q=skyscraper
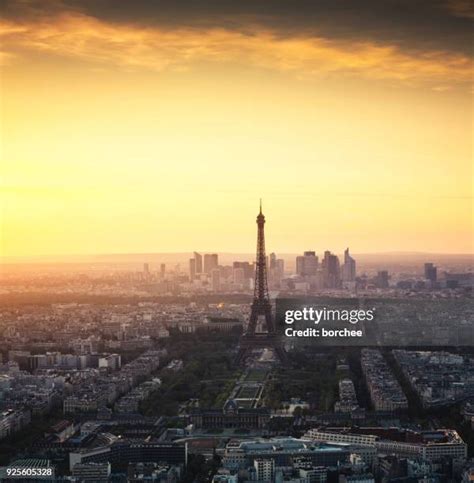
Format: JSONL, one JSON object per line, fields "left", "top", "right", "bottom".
{"left": 322, "top": 250, "right": 341, "bottom": 288}
{"left": 204, "top": 254, "right": 218, "bottom": 274}
{"left": 296, "top": 256, "right": 305, "bottom": 276}
{"left": 194, "top": 252, "right": 203, "bottom": 274}
{"left": 304, "top": 251, "right": 318, "bottom": 276}
{"left": 233, "top": 261, "right": 254, "bottom": 279}
{"left": 424, "top": 263, "right": 437, "bottom": 282}
{"left": 189, "top": 258, "right": 196, "bottom": 280}
{"left": 233, "top": 267, "right": 245, "bottom": 285}
{"left": 211, "top": 269, "right": 220, "bottom": 291}
{"left": 268, "top": 253, "right": 284, "bottom": 288}
{"left": 296, "top": 251, "right": 318, "bottom": 277}
{"left": 375, "top": 270, "right": 389, "bottom": 288}
{"left": 276, "top": 259, "right": 284, "bottom": 276}
{"left": 269, "top": 252, "right": 277, "bottom": 270}
{"left": 342, "top": 248, "right": 356, "bottom": 282}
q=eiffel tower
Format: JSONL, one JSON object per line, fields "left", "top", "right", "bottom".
{"left": 236, "top": 201, "right": 287, "bottom": 365}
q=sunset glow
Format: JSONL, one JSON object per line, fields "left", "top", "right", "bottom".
{"left": 1, "top": 0, "right": 472, "bottom": 257}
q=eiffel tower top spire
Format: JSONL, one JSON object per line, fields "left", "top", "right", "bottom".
{"left": 254, "top": 200, "right": 269, "bottom": 303}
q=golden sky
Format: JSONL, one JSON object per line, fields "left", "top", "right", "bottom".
{"left": 1, "top": 0, "right": 473, "bottom": 257}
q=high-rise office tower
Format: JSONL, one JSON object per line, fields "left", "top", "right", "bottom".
{"left": 189, "top": 258, "right": 196, "bottom": 280}
{"left": 322, "top": 250, "right": 341, "bottom": 288}
{"left": 269, "top": 253, "right": 284, "bottom": 287}
{"left": 276, "top": 259, "right": 284, "bottom": 276}
{"left": 303, "top": 251, "right": 318, "bottom": 276}
{"left": 296, "top": 256, "right": 305, "bottom": 276}
{"left": 233, "top": 267, "right": 245, "bottom": 284}
{"left": 194, "top": 252, "right": 203, "bottom": 274}
{"left": 296, "top": 251, "right": 318, "bottom": 277}
{"left": 269, "top": 252, "right": 277, "bottom": 270}
{"left": 143, "top": 263, "right": 149, "bottom": 275}
{"left": 375, "top": 270, "right": 389, "bottom": 288}
{"left": 211, "top": 269, "right": 220, "bottom": 291}
{"left": 342, "top": 248, "right": 356, "bottom": 282}
{"left": 204, "top": 254, "right": 218, "bottom": 274}
{"left": 212, "top": 253, "right": 218, "bottom": 269}
{"left": 233, "top": 261, "right": 254, "bottom": 280}
{"left": 424, "top": 263, "right": 437, "bottom": 282}
{"left": 160, "top": 264, "right": 166, "bottom": 278}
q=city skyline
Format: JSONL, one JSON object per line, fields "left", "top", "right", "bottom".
{"left": 0, "top": 2, "right": 472, "bottom": 478}
{"left": 1, "top": 0, "right": 473, "bottom": 258}
{"left": 2, "top": 248, "right": 473, "bottom": 265}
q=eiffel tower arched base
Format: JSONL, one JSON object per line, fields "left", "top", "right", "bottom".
{"left": 235, "top": 334, "right": 288, "bottom": 365}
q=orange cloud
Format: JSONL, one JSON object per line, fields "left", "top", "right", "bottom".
{"left": 445, "top": 0, "right": 474, "bottom": 18}
{"left": 0, "top": 12, "right": 472, "bottom": 86}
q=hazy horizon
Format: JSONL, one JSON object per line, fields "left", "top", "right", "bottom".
{"left": 2, "top": 249, "right": 474, "bottom": 261}
{"left": 1, "top": 251, "right": 472, "bottom": 274}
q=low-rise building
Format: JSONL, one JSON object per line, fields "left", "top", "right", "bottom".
{"left": 72, "top": 462, "right": 111, "bottom": 482}
{"left": 0, "top": 408, "right": 31, "bottom": 440}
{"left": 304, "top": 427, "right": 467, "bottom": 462}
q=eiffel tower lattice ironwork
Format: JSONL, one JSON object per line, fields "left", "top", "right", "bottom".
{"left": 236, "top": 201, "right": 287, "bottom": 364}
